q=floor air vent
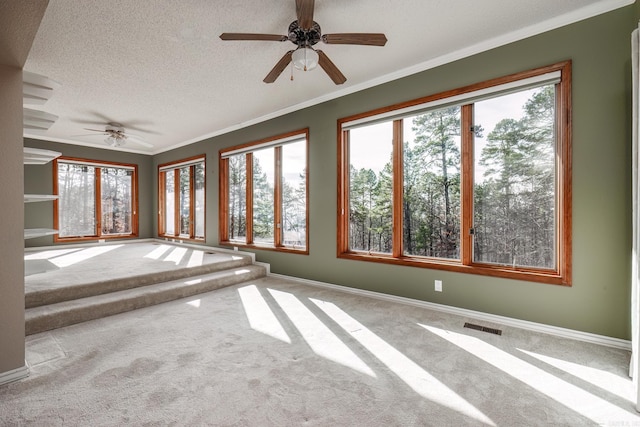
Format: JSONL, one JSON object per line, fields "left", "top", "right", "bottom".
{"left": 464, "top": 322, "right": 502, "bottom": 335}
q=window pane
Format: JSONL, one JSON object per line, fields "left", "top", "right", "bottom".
{"left": 473, "top": 85, "right": 556, "bottom": 269}
{"left": 165, "top": 171, "right": 175, "bottom": 235}
{"left": 101, "top": 167, "right": 133, "bottom": 235}
{"left": 228, "top": 154, "right": 246, "bottom": 242}
{"left": 403, "top": 107, "right": 461, "bottom": 259}
{"left": 195, "top": 162, "right": 205, "bottom": 238}
{"left": 179, "top": 167, "right": 190, "bottom": 235}
{"left": 253, "top": 148, "right": 275, "bottom": 245}
{"left": 281, "top": 140, "right": 306, "bottom": 248}
{"left": 58, "top": 163, "right": 96, "bottom": 237}
{"left": 349, "top": 122, "right": 393, "bottom": 253}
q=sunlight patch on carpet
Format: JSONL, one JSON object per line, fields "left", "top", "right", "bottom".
{"left": 239, "top": 285, "right": 290, "bottom": 343}
{"left": 422, "top": 324, "right": 639, "bottom": 425}
{"left": 187, "top": 250, "right": 204, "bottom": 267}
{"left": 311, "top": 298, "right": 495, "bottom": 425}
{"left": 48, "top": 245, "right": 123, "bottom": 268}
{"left": 517, "top": 348, "right": 633, "bottom": 403}
{"left": 165, "top": 247, "right": 187, "bottom": 265}
{"left": 269, "top": 289, "right": 376, "bottom": 377}
{"left": 143, "top": 244, "right": 172, "bottom": 260}
{"left": 186, "top": 299, "right": 201, "bottom": 308}
{"left": 25, "top": 248, "right": 81, "bottom": 260}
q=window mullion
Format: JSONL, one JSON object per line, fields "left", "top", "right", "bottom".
{"left": 132, "top": 168, "right": 138, "bottom": 236}
{"left": 95, "top": 167, "right": 102, "bottom": 237}
{"left": 173, "top": 169, "right": 180, "bottom": 237}
{"left": 392, "top": 119, "right": 404, "bottom": 258}
{"left": 189, "top": 165, "right": 195, "bottom": 238}
{"left": 274, "top": 147, "right": 283, "bottom": 247}
{"left": 158, "top": 171, "right": 166, "bottom": 236}
{"left": 461, "top": 104, "right": 474, "bottom": 266}
{"left": 246, "top": 153, "right": 254, "bottom": 245}
{"left": 219, "top": 158, "right": 229, "bottom": 242}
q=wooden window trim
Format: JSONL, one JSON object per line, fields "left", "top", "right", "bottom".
{"left": 53, "top": 156, "right": 139, "bottom": 242}
{"left": 158, "top": 170, "right": 166, "bottom": 236}
{"left": 337, "top": 61, "right": 572, "bottom": 286}
{"left": 219, "top": 156, "right": 229, "bottom": 242}
{"left": 173, "top": 169, "right": 180, "bottom": 236}
{"left": 157, "top": 154, "right": 206, "bottom": 242}
{"left": 219, "top": 128, "right": 309, "bottom": 254}
{"left": 246, "top": 152, "right": 254, "bottom": 245}
{"left": 274, "top": 146, "right": 283, "bottom": 248}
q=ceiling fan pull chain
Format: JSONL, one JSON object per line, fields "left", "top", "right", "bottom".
{"left": 290, "top": 60, "right": 294, "bottom": 81}
{"left": 303, "top": 47, "right": 308, "bottom": 71}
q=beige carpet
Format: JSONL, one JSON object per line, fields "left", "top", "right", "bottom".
{"left": 24, "top": 241, "right": 250, "bottom": 293}
{"left": 1, "top": 275, "right": 638, "bottom": 426}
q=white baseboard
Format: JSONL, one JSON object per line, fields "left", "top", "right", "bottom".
{"left": 268, "top": 273, "right": 632, "bottom": 351}
{"left": 0, "top": 364, "right": 29, "bottom": 386}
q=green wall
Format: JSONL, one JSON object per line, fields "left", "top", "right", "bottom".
{"left": 23, "top": 138, "right": 154, "bottom": 246}
{"left": 155, "top": 6, "right": 636, "bottom": 339}
{"left": 28, "top": 6, "right": 637, "bottom": 339}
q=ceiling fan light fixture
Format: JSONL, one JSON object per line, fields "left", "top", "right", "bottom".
{"left": 105, "top": 135, "right": 124, "bottom": 147}
{"left": 292, "top": 47, "right": 318, "bottom": 71}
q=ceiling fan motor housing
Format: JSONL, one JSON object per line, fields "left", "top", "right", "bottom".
{"left": 288, "top": 20, "right": 321, "bottom": 47}
{"left": 105, "top": 122, "right": 125, "bottom": 133}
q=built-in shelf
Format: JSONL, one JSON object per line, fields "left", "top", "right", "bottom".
{"left": 24, "top": 147, "right": 61, "bottom": 165}
{"left": 24, "top": 228, "right": 59, "bottom": 240}
{"left": 24, "top": 147, "right": 61, "bottom": 246}
{"left": 24, "top": 194, "right": 58, "bottom": 203}
{"left": 24, "top": 108, "right": 58, "bottom": 131}
{"left": 23, "top": 71, "right": 61, "bottom": 105}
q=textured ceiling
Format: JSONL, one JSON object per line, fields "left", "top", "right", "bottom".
{"left": 0, "top": 0, "right": 48, "bottom": 67}
{"left": 22, "top": 0, "right": 632, "bottom": 154}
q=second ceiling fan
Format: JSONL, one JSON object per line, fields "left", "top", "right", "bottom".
{"left": 220, "top": 0, "right": 387, "bottom": 84}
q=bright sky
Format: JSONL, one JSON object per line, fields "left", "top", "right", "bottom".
{"left": 348, "top": 88, "right": 538, "bottom": 183}
{"left": 252, "top": 138, "right": 306, "bottom": 185}
{"left": 251, "top": 87, "right": 541, "bottom": 188}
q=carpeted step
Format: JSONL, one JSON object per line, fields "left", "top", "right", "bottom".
{"left": 25, "top": 257, "right": 254, "bottom": 309}
{"left": 25, "top": 264, "right": 266, "bottom": 335}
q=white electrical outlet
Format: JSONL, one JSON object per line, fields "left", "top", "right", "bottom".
{"left": 435, "top": 280, "right": 443, "bottom": 292}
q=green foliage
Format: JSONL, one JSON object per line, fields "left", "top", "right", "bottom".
{"left": 474, "top": 85, "right": 556, "bottom": 268}
{"left": 227, "top": 148, "right": 307, "bottom": 246}
{"left": 347, "top": 85, "right": 556, "bottom": 269}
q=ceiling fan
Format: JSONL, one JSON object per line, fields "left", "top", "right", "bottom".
{"left": 78, "top": 122, "right": 153, "bottom": 148}
{"left": 220, "top": 0, "right": 387, "bottom": 85}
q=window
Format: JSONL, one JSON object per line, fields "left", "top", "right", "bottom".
{"left": 338, "top": 61, "right": 571, "bottom": 285}
{"left": 158, "top": 155, "right": 206, "bottom": 240}
{"left": 54, "top": 157, "right": 138, "bottom": 241}
{"left": 219, "top": 129, "right": 309, "bottom": 253}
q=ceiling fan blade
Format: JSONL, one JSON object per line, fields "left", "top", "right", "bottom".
{"left": 83, "top": 128, "right": 108, "bottom": 133}
{"left": 296, "top": 0, "right": 315, "bottom": 30}
{"left": 264, "top": 51, "right": 293, "bottom": 83}
{"left": 317, "top": 50, "right": 346, "bottom": 85}
{"left": 322, "top": 33, "right": 388, "bottom": 46}
{"left": 72, "top": 133, "right": 106, "bottom": 138}
{"left": 220, "top": 33, "right": 288, "bottom": 42}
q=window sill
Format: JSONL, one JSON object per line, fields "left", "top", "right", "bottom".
{"left": 158, "top": 235, "right": 205, "bottom": 244}
{"left": 54, "top": 234, "right": 138, "bottom": 243}
{"left": 220, "top": 241, "right": 308, "bottom": 255}
{"left": 338, "top": 251, "right": 568, "bottom": 286}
